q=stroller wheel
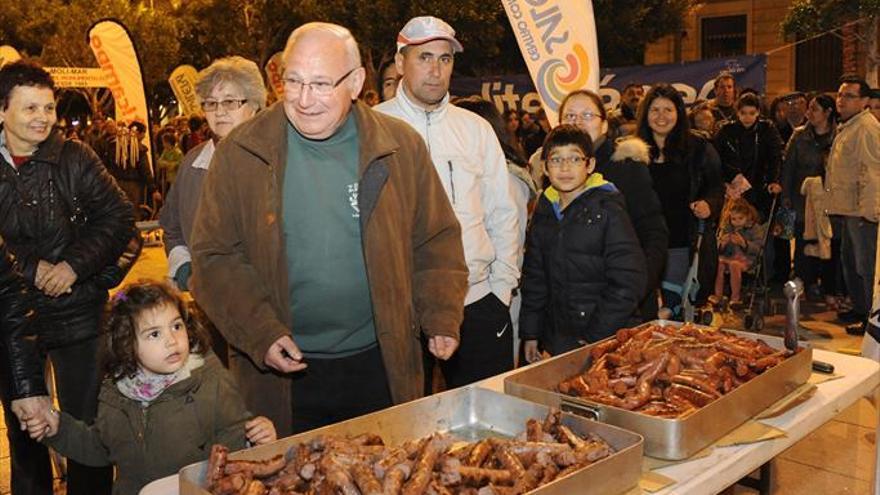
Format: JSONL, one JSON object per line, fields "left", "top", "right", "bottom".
{"left": 753, "top": 316, "right": 764, "bottom": 332}
{"left": 743, "top": 314, "right": 754, "bottom": 330}
{"left": 701, "top": 310, "right": 714, "bottom": 325}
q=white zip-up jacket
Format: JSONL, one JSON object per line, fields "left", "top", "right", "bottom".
{"left": 376, "top": 88, "right": 521, "bottom": 306}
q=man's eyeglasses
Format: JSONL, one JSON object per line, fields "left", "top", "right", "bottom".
{"left": 283, "top": 67, "right": 359, "bottom": 96}
{"left": 562, "top": 111, "right": 602, "bottom": 123}
{"left": 837, "top": 92, "right": 862, "bottom": 100}
{"left": 201, "top": 99, "right": 248, "bottom": 112}
{"left": 547, "top": 156, "right": 588, "bottom": 168}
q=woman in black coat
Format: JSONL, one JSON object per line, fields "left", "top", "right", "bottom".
{"left": 636, "top": 84, "right": 725, "bottom": 313}
{"left": 520, "top": 126, "right": 646, "bottom": 360}
{"left": 780, "top": 94, "right": 838, "bottom": 300}
{"left": 0, "top": 60, "right": 136, "bottom": 495}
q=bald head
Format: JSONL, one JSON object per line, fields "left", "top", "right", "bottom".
{"left": 280, "top": 22, "right": 365, "bottom": 140}
{"left": 282, "top": 22, "right": 361, "bottom": 71}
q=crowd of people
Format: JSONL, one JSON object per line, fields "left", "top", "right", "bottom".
{"left": 0, "top": 14, "right": 879, "bottom": 495}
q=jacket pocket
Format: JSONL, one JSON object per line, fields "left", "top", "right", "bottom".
{"left": 437, "top": 155, "right": 481, "bottom": 211}
{"left": 567, "top": 301, "right": 597, "bottom": 346}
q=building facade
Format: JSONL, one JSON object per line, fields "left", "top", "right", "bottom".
{"left": 642, "top": 0, "right": 868, "bottom": 101}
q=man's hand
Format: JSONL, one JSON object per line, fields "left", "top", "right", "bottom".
{"left": 263, "top": 336, "right": 307, "bottom": 373}
{"left": 428, "top": 335, "right": 458, "bottom": 360}
{"left": 767, "top": 182, "right": 782, "bottom": 195}
{"left": 523, "top": 340, "right": 542, "bottom": 364}
{"left": 245, "top": 416, "right": 276, "bottom": 445}
{"left": 40, "top": 261, "right": 77, "bottom": 297}
{"left": 690, "top": 200, "right": 711, "bottom": 220}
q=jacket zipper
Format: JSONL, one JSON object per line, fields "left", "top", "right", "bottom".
{"left": 138, "top": 407, "right": 148, "bottom": 457}
{"left": 448, "top": 161, "right": 456, "bottom": 204}
{"left": 48, "top": 178, "right": 55, "bottom": 222}
{"left": 424, "top": 110, "right": 432, "bottom": 154}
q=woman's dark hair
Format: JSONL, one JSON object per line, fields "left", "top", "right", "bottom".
{"left": 558, "top": 89, "right": 608, "bottom": 121}
{"left": 810, "top": 93, "right": 838, "bottom": 127}
{"left": 501, "top": 108, "right": 519, "bottom": 125}
{"left": 0, "top": 60, "right": 55, "bottom": 110}
{"left": 735, "top": 93, "right": 762, "bottom": 111}
{"left": 769, "top": 96, "right": 786, "bottom": 123}
{"left": 540, "top": 124, "right": 594, "bottom": 161}
{"left": 101, "top": 282, "right": 211, "bottom": 381}
{"left": 636, "top": 83, "right": 690, "bottom": 162}
{"left": 454, "top": 96, "right": 526, "bottom": 166}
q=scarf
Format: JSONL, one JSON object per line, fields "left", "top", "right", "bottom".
{"left": 116, "top": 353, "right": 205, "bottom": 406}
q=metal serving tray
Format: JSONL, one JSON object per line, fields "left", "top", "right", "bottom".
{"left": 504, "top": 321, "right": 812, "bottom": 460}
{"left": 179, "top": 387, "right": 643, "bottom": 495}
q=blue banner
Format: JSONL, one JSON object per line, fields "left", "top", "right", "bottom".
{"left": 450, "top": 54, "right": 766, "bottom": 115}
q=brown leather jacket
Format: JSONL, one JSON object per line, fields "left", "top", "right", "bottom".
{"left": 191, "top": 102, "right": 467, "bottom": 435}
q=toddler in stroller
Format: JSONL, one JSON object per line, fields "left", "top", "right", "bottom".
{"left": 712, "top": 197, "right": 764, "bottom": 307}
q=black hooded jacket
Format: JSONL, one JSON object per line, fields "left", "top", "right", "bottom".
{"left": 714, "top": 119, "right": 784, "bottom": 219}
{"left": 520, "top": 182, "right": 646, "bottom": 355}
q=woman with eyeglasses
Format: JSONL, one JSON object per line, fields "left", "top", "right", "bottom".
{"left": 160, "top": 56, "right": 267, "bottom": 293}
{"left": 519, "top": 125, "right": 646, "bottom": 361}
{"left": 555, "top": 90, "right": 668, "bottom": 321}
{"left": 636, "top": 83, "right": 724, "bottom": 316}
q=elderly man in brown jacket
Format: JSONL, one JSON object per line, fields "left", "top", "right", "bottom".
{"left": 190, "top": 22, "right": 467, "bottom": 436}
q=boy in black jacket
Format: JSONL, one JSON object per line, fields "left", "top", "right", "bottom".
{"left": 520, "top": 126, "right": 646, "bottom": 362}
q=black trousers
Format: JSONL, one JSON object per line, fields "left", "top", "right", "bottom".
{"left": 437, "top": 293, "right": 514, "bottom": 389}
{"left": 0, "top": 335, "right": 112, "bottom": 495}
{"left": 290, "top": 345, "right": 393, "bottom": 434}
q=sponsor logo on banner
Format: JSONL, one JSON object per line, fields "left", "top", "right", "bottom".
{"left": 502, "top": 0, "right": 601, "bottom": 124}
{"left": 169, "top": 65, "right": 202, "bottom": 116}
{"left": 450, "top": 55, "right": 767, "bottom": 117}
{"left": 46, "top": 67, "right": 107, "bottom": 88}
{"left": 265, "top": 52, "right": 285, "bottom": 100}
{"left": 88, "top": 19, "right": 153, "bottom": 174}
{"left": 0, "top": 45, "right": 21, "bottom": 69}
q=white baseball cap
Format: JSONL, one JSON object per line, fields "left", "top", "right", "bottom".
{"left": 396, "top": 16, "right": 463, "bottom": 53}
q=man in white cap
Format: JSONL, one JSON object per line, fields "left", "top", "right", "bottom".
{"left": 376, "top": 16, "right": 521, "bottom": 390}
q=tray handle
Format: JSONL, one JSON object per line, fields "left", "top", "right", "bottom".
{"left": 561, "top": 398, "right": 604, "bottom": 421}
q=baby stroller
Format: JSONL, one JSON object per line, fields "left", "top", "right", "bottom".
{"left": 711, "top": 194, "right": 779, "bottom": 331}
{"left": 660, "top": 220, "right": 708, "bottom": 323}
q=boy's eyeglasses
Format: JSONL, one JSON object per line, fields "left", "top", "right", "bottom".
{"left": 547, "top": 156, "right": 587, "bottom": 168}
{"left": 201, "top": 99, "right": 248, "bottom": 112}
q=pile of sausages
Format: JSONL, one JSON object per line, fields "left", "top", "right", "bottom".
{"left": 558, "top": 323, "right": 794, "bottom": 418}
{"left": 205, "top": 410, "right": 615, "bottom": 495}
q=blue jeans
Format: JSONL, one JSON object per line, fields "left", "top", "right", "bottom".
{"left": 840, "top": 216, "right": 878, "bottom": 318}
